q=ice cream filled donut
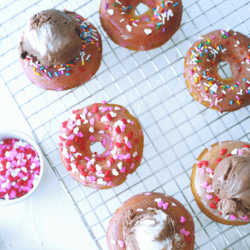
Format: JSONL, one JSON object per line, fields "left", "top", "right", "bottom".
{"left": 106, "top": 192, "right": 195, "bottom": 250}
{"left": 184, "top": 29, "right": 250, "bottom": 112}
{"left": 100, "top": 0, "right": 183, "bottom": 51}
{"left": 19, "top": 9, "right": 102, "bottom": 91}
{"left": 191, "top": 140, "right": 250, "bottom": 225}
{"left": 58, "top": 102, "right": 144, "bottom": 190}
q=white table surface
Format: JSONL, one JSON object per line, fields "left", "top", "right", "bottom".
{"left": 0, "top": 83, "right": 98, "bottom": 250}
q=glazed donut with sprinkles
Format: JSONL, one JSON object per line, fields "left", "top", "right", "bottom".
{"left": 58, "top": 101, "right": 144, "bottom": 190}
{"left": 19, "top": 9, "right": 102, "bottom": 91}
{"left": 184, "top": 29, "right": 250, "bottom": 112}
{"left": 100, "top": 0, "right": 183, "bottom": 51}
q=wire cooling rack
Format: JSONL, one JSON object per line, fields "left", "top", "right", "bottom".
{"left": 1, "top": 0, "right": 250, "bottom": 249}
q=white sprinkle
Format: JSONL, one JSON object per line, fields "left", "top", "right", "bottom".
{"left": 101, "top": 116, "right": 109, "bottom": 122}
{"left": 75, "top": 119, "right": 81, "bottom": 126}
{"left": 111, "top": 239, "right": 116, "bottom": 245}
{"left": 133, "top": 152, "right": 138, "bottom": 157}
{"left": 154, "top": 198, "right": 162, "bottom": 203}
{"left": 96, "top": 164, "right": 102, "bottom": 171}
{"left": 126, "top": 25, "right": 132, "bottom": 32}
{"left": 108, "top": 9, "right": 114, "bottom": 15}
{"left": 110, "top": 111, "right": 117, "bottom": 117}
{"left": 89, "top": 127, "right": 94, "bottom": 133}
{"left": 114, "top": 106, "right": 121, "bottom": 110}
{"left": 117, "top": 162, "right": 123, "bottom": 170}
{"left": 98, "top": 130, "right": 104, "bottom": 134}
{"left": 112, "top": 169, "right": 119, "bottom": 176}
{"left": 137, "top": 208, "right": 143, "bottom": 212}
{"left": 231, "top": 148, "right": 238, "bottom": 155}
{"left": 116, "top": 0, "right": 121, "bottom": 4}
{"left": 74, "top": 127, "right": 79, "bottom": 134}
{"left": 144, "top": 28, "right": 152, "bottom": 35}
{"left": 120, "top": 19, "right": 124, "bottom": 22}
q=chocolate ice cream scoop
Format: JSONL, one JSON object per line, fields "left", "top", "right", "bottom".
{"left": 19, "top": 9, "right": 82, "bottom": 66}
{"left": 213, "top": 148, "right": 250, "bottom": 216}
{"left": 123, "top": 208, "right": 186, "bottom": 250}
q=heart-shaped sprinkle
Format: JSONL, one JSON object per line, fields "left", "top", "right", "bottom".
{"left": 118, "top": 240, "right": 124, "bottom": 248}
{"left": 180, "top": 216, "right": 186, "bottom": 223}
{"left": 158, "top": 200, "right": 164, "bottom": 207}
{"left": 206, "top": 194, "right": 213, "bottom": 200}
{"left": 230, "top": 214, "right": 236, "bottom": 221}
{"left": 144, "top": 28, "right": 152, "bottom": 35}
{"left": 231, "top": 148, "right": 238, "bottom": 155}
{"left": 201, "top": 182, "right": 208, "bottom": 188}
{"left": 216, "top": 158, "right": 221, "bottom": 164}
{"left": 163, "top": 202, "right": 168, "bottom": 210}
{"left": 112, "top": 169, "right": 119, "bottom": 176}
{"left": 108, "top": 9, "right": 114, "bottom": 15}
{"left": 210, "top": 202, "right": 217, "bottom": 209}
{"left": 120, "top": 167, "right": 126, "bottom": 173}
{"left": 221, "top": 148, "right": 227, "bottom": 155}
{"left": 155, "top": 198, "right": 162, "bottom": 203}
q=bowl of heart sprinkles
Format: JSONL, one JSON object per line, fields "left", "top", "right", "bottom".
{"left": 0, "top": 130, "right": 44, "bottom": 206}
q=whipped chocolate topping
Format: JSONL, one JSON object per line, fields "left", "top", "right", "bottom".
{"left": 19, "top": 9, "right": 82, "bottom": 66}
{"left": 213, "top": 148, "right": 250, "bottom": 216}
{"left": 123, "top": 208, "right": 186, "bottom": 250}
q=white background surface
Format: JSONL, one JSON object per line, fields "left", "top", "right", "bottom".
{"left": 0, "top": 83, "right": 97, "bottom": 250}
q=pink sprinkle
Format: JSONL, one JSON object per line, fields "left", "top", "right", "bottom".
{"left": 131, "top": 163, "right": 135, "bottom": 169}
{"left": 118, "top": 240, "right": 124, "bottom": 248}
{"left": 180, "top": 228, "right": 190, "bottom": 236}
{"left": 86, "top": 176, "right": 96, "bottom": 183}
{"left": 83, "top": 108, "right": 88, "bottom": 115}
{"left": 180, "top": 216, "right": 186, "bottom": 223}
{"left": 90, "top": 118, "right": 95, "bottom": 125}
{"left": 121, "top": 124, "right": 126, "bottom": 132}
{"left": 70, "top": 146, "right": 76, "bottom": 152}
{"left": 163, "top": 202, "right": 168, "bottom": 210}
{"left": 198, "top": 168, "right": 205, "bottom": 174}
{"left": 101, "top": 100, "right": 107, "bottom": 104}
{"left": 201, "top": 182, "right": 208, "bottom": 188}
{"left": 211, "top": 36, "right": 216, "bottom": 38}
{"left": 45, "top": 75, "right": 51, "bottom": 80}
{"left": 102, "top": 107, "right": 109, "bottom": 113}
{"left": 120, "top": 167, "right": 126, "bottom": 173}
{"left": 107, "top": 181, "right": 112, "bottom": 186}
{"left": 90, "top": 135, "right": 96, "bottom": 141}
{"left": 105, "top": 151, "right": 111, "bottom": 157}
{"left": 240, "top": 215, "right": 249, "bottom": 221}
{"left": 67, "top": 135, "right": 74, "bottom": 140}
{"left": 127, "top": 141, "right": 132, "bottom": 148}
{"left": 145, "top": 193, "right": 152, "bottom": 195}
{"left": 207, "top": 185, "right": 212, "bottom": 192}
{"left": 238, "top": 149, "right": 242, "bottom": 155}
{"left": 88, "top": 112, "right": 93, "bottom": 117}
{"left": 102, "top": 138, "right": 107, "bottom": 147}
{"left": 158, "top": 201, "right": 164, "bottom": 207}
{"left": 125, "top": 153, "right": 131, "bottom": 159}
{"left": 77, "top": 132, "right": 83, "bottom": 137}
{"left": 205, "top": 194, "right": 213, "bottom": 200}
{"left": 206, "top": 167, "right": 213, "bottom": 174}
{"left": 96, "top": 170, "right": 102, "bottom": 176}
{"left": 131, "top": 121, "right": 134, "bottom": 125}
{"left": 107, "top": 160, "right": 111, "bottom": 167}
{"left": 230, "top": 215, "right": 237, "bottom": 221}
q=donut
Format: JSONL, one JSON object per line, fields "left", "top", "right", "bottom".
{"left": 99, "top": 0, "right": 183, "bottom": 51}
{"left": 184, "top": 29, "right": 250, "bottom": 112}
{"left": 107, "top": 192, "right": 195, "bottom": 250}
{"left": 191, "top": 140, "right": 250, "bottom": 225}
{"left": 19, "top": 9, "right": 102, "bottom": 91}
{"left": 58, "top": 102, "right": 144, "bottom": 190}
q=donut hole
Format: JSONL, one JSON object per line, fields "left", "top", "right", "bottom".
{"left": 218, "top": 61, "right": 232, "bottom": 79}
{"left": 90, "top": 141, "right": 106, "bottom": 155}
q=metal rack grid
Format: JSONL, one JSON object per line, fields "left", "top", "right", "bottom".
{"left": 1, "top": 0, "right": 250, "bottom": 249}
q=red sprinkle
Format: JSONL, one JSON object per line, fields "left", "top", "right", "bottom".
{"left": 106, "top": 113, "right": 112, "bottom": 121}
{"left": 135, "top": 155, "right": 141, "bottom": 161}
{"left": 105, "top": 170, "right": 111, "bottom": 177}
{"left": 216, "top": 158, "right": 221, "bottom": 164}
{"left": 198, "top": 161, "right": 208, "bottom": 168}
{"left": 124, "top": 145, "right": 130, "bottom": 152}
{"left": 62, "top": 121, "right": 68, "bottom": 128}
{"left": 221, "top": 148, "right": 227, "bottom": 155}
{"left": 128, "top": 131, "right": 133, "bottom": 139}
{"left": 210, "top": 202, "right": 217, "bottom": 209}
{"left": 214, "top": 196, "right": 220, "bottom": 204}
{"left": 66, "top": 141, "right": 72, "bottom": 146}
{"left": 227, "top": 153, "right": 231, "bottom": 157}
{"left": 91, "top": 103, "right": 98, "bottom": 113}
{"left": 115, "top": 126, "right": 121, "bottom": 134}
{"left": 109, "top": 157, "right": 115, "bottom": 164}
{"left": 116, "top": 142, "right": 123, "bottom": 148}
{"left": 184, "top": 235, "right": 191, "bottom": 242}
{"left": 96, "top": 114, "right": 101, "bottom": 121}
{"left": 135, "top": 138, "right": 139, "bottom": 144}
{"left": 67, "top": 165, "right": 72, "bottom": 171}
{"left": 243, "top": 145, "right": 250, "bottom": 148}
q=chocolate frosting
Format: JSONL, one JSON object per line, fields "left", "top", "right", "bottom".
{"left": 123, "top": 208, "right": 186, "bottom": 250}
{"left": 213, "top": 148, "right": 250, "bottom": 216}
{"left": 19, "top": 9, "right": 82, "bottom": 66}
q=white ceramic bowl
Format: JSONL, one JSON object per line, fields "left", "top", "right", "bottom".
{"left": 0, "top": 129, "right": 45, "bottom": 207}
